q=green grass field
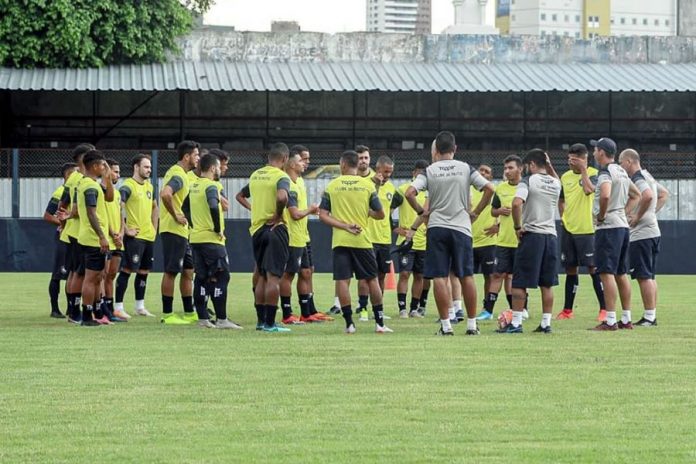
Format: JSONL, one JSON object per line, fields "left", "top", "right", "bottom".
{"left": 2, "top": 273, "right": 696, "bottom": 463}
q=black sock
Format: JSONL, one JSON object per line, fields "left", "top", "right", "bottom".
{"left": 134, "top": 273, "right": 148, "bottom": 301}
{"left": 308, "top": 293, "right": 318, "bottom": 315}
{"left": 373, "top": 304, "right": 384, "bottom": 327}
{"left": 484, "top": 292, "right": 498, "bottom": 313}
{"left": 82, "top": 304, "right": 93, "bottom": 321}
{"left": 264, "top": 305, "right": 278, "bottom": 327}
{"left": 255, "top": 304, "right": 265, "bottom": 325}
{"left": 591, "top": 273, "right": 606, "bottom": 310}
{"left": 115, "top": 271, "right": 131, "bottom": 304}
{"left": 563, "top": 274, "right": 579, "bottom": 310}
{"left": 162, "top": 295, "right": 174, "bottom": 314}
{"left": 93, "top": 299, "right": 104, "bottom": 319}
{"left": 281, "top": 296, "right": 292, "bottom": 319}
{"left": 397, "top": 293, "right": 407, "bottom": 312}
{"left": 182, "top": 295, "right": 194, "bottom": 314}
{"left": 342, "top": 305, "right": 353, "bottom": 328}
{"left": 194, "top": 278, "right": 208, "bottom": 320}
{"left": 409, "top": 297, "right": 420, "bottom": 312}
{"left": 358, "top": 294, "right": 369, "bottom": 310}
{"left": 299, "top": 294, "right": 311, "bottom": 318}
{"left": 104, "top": 297, "right": 114, "bottom": 314}
{"left": 419, "top": 288, "right": 429, "bottom": 308}
{"left": 209, "top": 278, "right": 228, "bottom": 320}
{"left": 71, "top": 294, "right": 82, "bottom": 319}
{"left": 506, "top": 293, "right": 513, "bottom": 308}
{"left": 49, "top": 279, "right": 60, "bottom": 313}
{"left": 102, "top": 298, "right": 113, "bottom": 319}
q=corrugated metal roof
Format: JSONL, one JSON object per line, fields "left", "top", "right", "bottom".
{"left": 1, "top": 62, "right": 695, "bottom": 92}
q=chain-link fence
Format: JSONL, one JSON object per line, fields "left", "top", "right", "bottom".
{"left": 3, "top": 147, "right": 696, "bottom": 219}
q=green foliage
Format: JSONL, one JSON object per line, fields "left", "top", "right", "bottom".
{"left": 0, "top": 0, "right": 214, "bottom": 68}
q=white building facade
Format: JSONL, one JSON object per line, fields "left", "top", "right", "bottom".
{"left": 366, "top": 0, "right": 432, "bottom": 34}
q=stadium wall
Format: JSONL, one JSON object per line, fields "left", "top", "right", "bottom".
{"left": 2, "top": 219, "right": 695, "bottom": 275}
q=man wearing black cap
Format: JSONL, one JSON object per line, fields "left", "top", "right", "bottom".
{"left": 589, "top": 137, "right": 638, "bottom": 331}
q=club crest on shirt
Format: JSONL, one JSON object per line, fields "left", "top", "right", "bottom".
{"left": 147, "top": 191, "right": 152, "bottom": 199}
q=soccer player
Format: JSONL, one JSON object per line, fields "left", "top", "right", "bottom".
{"left": 102, "top": 158, "right": 125, "bottom": 322}
{"left": 405, "top": 131, "right": 495, "bottom": 336}
{"left": 43, "top": 162, "right": 77, "bottom": 318}
{"left": 76, "top": 150, "right": 114, "bottom": 326}
{"left": 619, "top": 149, "right": 669, "bottom": 326}
{"left": 556, "top": 143, "right": 606, "bottom": 321}
{"left": 497, "top": 149, "right": 561, "bottom": 334}
{"left": 183, "top": 153, "right": 241, "bottom": 329}
{"left": 319, "top": 150, "right": 391, "bottom": 334}
{"left": 209, "top": 149, "right": 230, "bottom": 212}
{"left": 470, "top": 164, "right": 498, "bottom": 321}
{"left": 59, "top": 143, "right": 96, "bottom": 324}
{"left": 393, "top": 160, "right": 430, "bottom": 319}
{"left": 477, "top": 155, "right": 522, "bottom": 320}
{"left": 159, "top": 141, "right": 200, "bottom": 324}
{"left": 114, "top": 154, "right": 158, "bottom": 320}
{"left": 279, "top": 150, "right": 320, "bottom": 324}
{"left": 248, "top": 143, "right": 292, "bottom": 332}
{"left": 589, "top": 137, "right": 638, "bottom": 331}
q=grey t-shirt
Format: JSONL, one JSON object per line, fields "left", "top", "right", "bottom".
{"left": 411, "top": 159, "right": 488, "bottom": 237}
{"left": 594, "top": 163, "right": 631, "bottom": 229}
{"left": 515, "top": 173, "right": 561, "bottom": 236}
{"left": 629, "top": 169, "right": 661, "bottom": 242}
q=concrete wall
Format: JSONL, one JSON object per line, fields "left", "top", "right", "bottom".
{"left": 679, "top": 0, "right": 696, "bottom": 36}
{"left": 178, "top": 29, "right": 696, "bottom": 64}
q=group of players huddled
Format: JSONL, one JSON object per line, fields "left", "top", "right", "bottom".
{"left": 43, "top": 131, "right": 667, "bottom": 334}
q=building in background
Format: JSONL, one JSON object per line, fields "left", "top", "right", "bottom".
{"left": 495, "top": 0, "right": 678, "bottom": 39}
{"left": 366, "top": 0, "right": 432, "bottom": 34}
{"left": 443, "top": 0, "right": 499, "bottom": 34}
{"left": 271, "top": 21, "right": 301, "bottom": 32}
{"left": 678, "top": 0, "right": 696, "bottom": 36}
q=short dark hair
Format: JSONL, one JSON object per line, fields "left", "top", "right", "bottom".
{"left": 199, "top": 153, "right": 219, "bottom": 173}
{"left": 105, "top": 158, "right": 119, "bottom": 168}
{"left": 73, "top": 143, "right": 95, "bottom": 163}
{"left": 568, "top": 143, "right": 588, "bottom": 156}
{"left": 268, "top": 142, "right": 289, "bottom": 162}
{"left": 503, "top": 155, "right": 523, "bottom": 167}
{"left": 209, "top": 148, "right": 229, "bottom": 162}
{"left": 82, "top": 150, "right": 105, "bottom": 169}
{"left": 376, "top": 155, "right": 393, "bottom": 167}
{"left": 355, "top": 145, "right": 370, "bottom": 154}
{"left": 177, "top": 140, "right": 200, "bottom": 160}
{"left": 414, "top": 159, "right": 429, "bottom": 170}
{"left": 61, "top": 162, "right": 77, "bottom": 177}
{"left": 132, "top": 154, "right": 151, "bottom": 168}
{"left": 524, "top": 148, "right": 547, "bottom": 167}
{"left": 290, "top": 145, "right": 309, "bottom": 156}
{"left": 341, "top": 150, "right": 359, "bottom": 168}
{"left": 435, "top": 131, "right": 456, "bottom": 154}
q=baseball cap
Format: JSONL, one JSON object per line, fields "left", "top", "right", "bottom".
{"left": 590, "top": 137, "right": 617, "bottom": 155}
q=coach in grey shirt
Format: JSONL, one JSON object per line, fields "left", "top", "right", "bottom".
{"left": 405, "top": 131, "right": 494, "bottom": 336}
{"left": 499, "top": 149, "right": 561, "bottom": 334}
{"left": 619, "top": 149, "right": 669, "bottom": 327}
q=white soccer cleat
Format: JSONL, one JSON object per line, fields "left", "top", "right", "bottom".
{"left": 399, "top": 310, "right": 409, "bottom": 319}
{"left": 375, "top": 324, "right": 394, "bottom": 334}
{"left": 215, "top": 319, "right": 243, "bottom": 330}
{"left": 113, "top": 309, "right": 132, "bottom": 320}
{"left": 345, "top": 324, "right": 356, "bottom": 334}
{"left": 136, "top": 308, "right": 155, "bottom": 317}
{"left": 197, "top": 319, "right": 215, "bottom": 328}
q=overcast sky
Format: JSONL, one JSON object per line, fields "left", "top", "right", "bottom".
{"left": 204, "top": 0, "right": 495, "bottom": 34}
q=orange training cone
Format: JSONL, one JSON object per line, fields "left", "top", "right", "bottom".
{"left": 385, "top": 262, "right": 397, "bottom": 291}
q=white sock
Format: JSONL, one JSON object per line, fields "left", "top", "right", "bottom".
{"left": 334, "top": 296, "right": 340, "bottom": 307}
{"left": 114, "top": 302, "right": 124, "bottom": 311}
{"left": 135, "top": 299, "right": 145, "bottom": 310}
{"left": 512, "top": 310, "right": 523, "bottom": 327}
{"left": 453, "top": 299, "right": 462, "bottom": 311}
{"left": 467, "top": 318, "right": 477, "bottom": 331}
{"left": 541, "top": 313, "right": 552, "bottom": 328}
{"left": 606, "top": 311, "right": 617, "bottom": 325}
{"left": 643, "top": 309, "right": 656, "bottom": 322}
{"left": 448, "top": 307, "right": 455, "bottom": 320}
{"left": 441, "top": 318, "right": 452, "bottom": 332}
{"left": 621, "top": 310, "right": 632, "bottom": 324}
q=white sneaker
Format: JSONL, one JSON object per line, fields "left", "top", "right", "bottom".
{"left": 197, "top": 319, "right": 215, "bottom": 328}
{"left": 136, "top": 308, "right": 155, "bottom": 317}
{"left": 522, "top": 309, "right": 529, "bottom": 320}
{"left": 113, "top": 309, "right": 131, "bottom": 320}
{"left": 215, "top": 319, "right": 243, "bottom": 330}
{"left": 345, "top": 324, "right": 356, "bottom": 334}
{"left": 409, "top": 310, "right": 423, "bottom": 318}
{"left": 375, "top": 324, "right": 394, "bottom": 334}
{"left": 399, "top": 310, "right": 409, "bottom": 319}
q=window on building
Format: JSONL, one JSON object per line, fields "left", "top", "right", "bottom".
{"left": 632, "top": 18, "right": 637, "bottom": 25}
{"left": 621, "top": 17, "right": 626, "bottom": 25}
{"left": 511, "top": 14, "right": 516, "bottom": 21}
{"left": 643, "top": 18, "right": 648, "bottom": 26}
{"left": 654, "top": 19, "right": 659, "bottom": 26}
{"left": 541, "top": 13, "right": 546, "bottom": 21}
{"left": 564, "top": 31, "right": 569, "bottom": 37}
{"left": 565, "top": 15, "right": 569, "bottom": 22}
{"left": 541, "top": 30, "right": 546, "bottom": 37}
{"left": 666, "top": 19, "right": 670, "bottom": 27}
{"left": 611, "top": 17, "right": 614, "bottom": 25}
{"left": 576, "top": 15, "right": 580, "bottom": 23}
{"left": 552, "top": 14, "right": 557, "bottom": 22}
{"left": 587, "top": 16, "right": 599, "bottom": 28}
{"left": 575, "top": 32, "right": 580, "bottom": 38}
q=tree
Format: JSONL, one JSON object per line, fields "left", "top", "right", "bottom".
{"left": 0, "top": 0, "right": 214, "bottom": 68}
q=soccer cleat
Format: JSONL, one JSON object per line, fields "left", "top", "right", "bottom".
{"left": 436, "top": 327, "right": 454, "bottom": 336}
{"left": 94, "top": 316, "right": 113, "bottom": 325}
{"left": 618, "top": 320, "right": 634, "bottom": 330}
{"left": 215, "top": 319, "right": 243, "bottom": 330}
{"left": 358, "top": 310, "right": 369, "bottom": 322}
{"left": 345, "top": 324, "right": 356, "bottom": 334}
{"left": 300, "top": 314, "right": 324, "bottom": 323}
{"left": 497, "top": 324, "right": 523, "bottom": 334}
{"left": 80, "top": 319, "right": 101, "bottom": 327}
{"left": 556, "top": 309, "right": 574, "bottom": 320}
{"left": 198, "top": 319, "right": 215, "bottom": 328}
{"left": 263, "top": 325, "right": 291, "bottom": 333}
{"left": 590, "top": 321, "right": 617, "bottom": 331}
{"left": 455, "top": 309, "right": 465, "bottom": 322}
{"left": 417, "top": 307, "right": 427, "bottom": 317}
{"left": 465, "top": 328, "right": 480, "bottom": 335}
{"left": 50, "top": 311, "right": 66, "bottom": 319}
{"left": 182, "top": 312, "right": 198, "bottom": 323}
{"left": 255, "top": 323, "right": 265, "bottom": 331}
{"left": 597, "top": 309, "right": 607, "bottom": 322}
{"left": 409, "top": 310, "right": 424, "bottom": 318}
{"left": 635, "top": 317, "right": 657, "bottom": 327}
{"left": 522, "top": 309, "right": 529, "bottom": 320}
{"left": 113, "top": 309, "right": 131, "bottom": 320}
{"left": 475, "top": 310, "right": 493, "bottom": 321}
{"left": 312, "top": 312, "right": 334, "bottom": 322}
{"left": 282, "top": 315, "right": 305, "bottom": 325}
{"left": 399, "top": 310, "right": 409, "bottom": 319}
{"left": 161, "top": 314, "right": 191, "bottom": 325}
{"left": 375, "top": 324, "right": 394, "bottom": 334}
{"left": 533, "top": 325, "right": 552, "bottom": 334}
{"left": 327, "top": 305, "right": 341, "bottom": 315}
{"left": 109, "top": 314, "right": 128, "bottom": 323}
{"left": 68, "top": 315, "right": 82, "bottom": 325}
{"left": 136, "top": 308, "right": 155, "bottom": 317}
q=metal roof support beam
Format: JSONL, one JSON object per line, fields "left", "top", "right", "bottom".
{"left": 95, "top": 90, "right": 160, "bottom": 144}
